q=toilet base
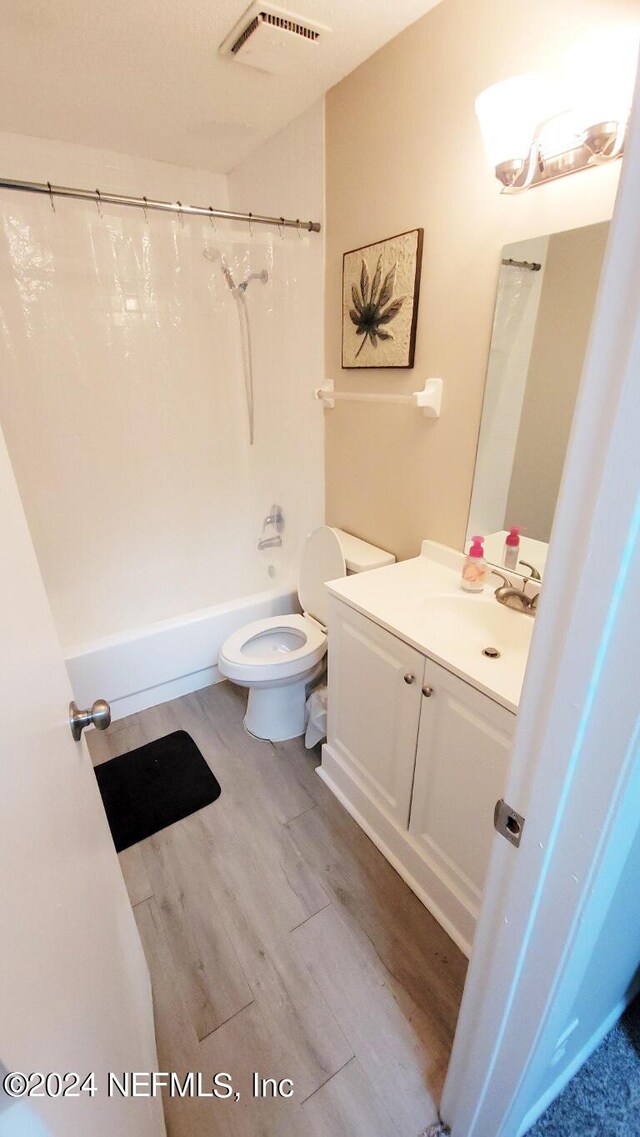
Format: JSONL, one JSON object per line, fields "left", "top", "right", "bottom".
{"left": 244, "top": 680, "right": 307, "bottom": 742}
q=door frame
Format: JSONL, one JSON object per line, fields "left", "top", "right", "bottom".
{"left": 442, "top": 65, "right": 640, "bottom": 1136}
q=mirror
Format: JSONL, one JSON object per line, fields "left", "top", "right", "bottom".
{"left": 466, "top": 220, "right": 609, "bottom": 580}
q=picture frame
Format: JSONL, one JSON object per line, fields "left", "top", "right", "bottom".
{"left": 341, "top": 228, "right": 424, "bottom": 369}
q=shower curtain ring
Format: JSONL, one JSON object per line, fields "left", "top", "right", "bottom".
{"left": 95, "top": 189, "right": 103, "bottom": 218}
{"left": 176, "top": 202, "right": 184, "bottom": 228}
{"left": 278, "top": 217, "right": 285, "bottom": 239}
{"left": 47, "top": 181, "right": 56, "bottom": 212}
{"left": 296, "top": 219, "right": 302, "bottom": 239}
{"left": 142, "top": 195, "right": 149, "bottom": 223}
{"left": 208, "top": 206, "right": 217, "bottom": 230}
{"left": 248, "top": 212, "right": 253, "bottom": 238}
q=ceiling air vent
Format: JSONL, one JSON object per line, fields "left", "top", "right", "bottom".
{"left": 220, "top": 3, "right": 328, "bottom": 74}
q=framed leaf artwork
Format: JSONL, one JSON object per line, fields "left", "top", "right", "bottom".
{"left": 342, "top": 228, "right": 424, "bottom": 369}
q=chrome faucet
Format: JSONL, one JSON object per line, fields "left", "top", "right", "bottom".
{"left": 258, "top": 503, "right": 285, "bottom": 551}
{"left": 519, "top": 560, "right": 542, "bottom": 582}
{"left": 263, "top": 506, "right": 284, "bottom": 529}
{"left": 492, "top": 571, "right": 538, "bottom": 616}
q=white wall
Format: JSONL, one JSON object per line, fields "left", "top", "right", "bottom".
{"left": 0, "top": 109, "right": 325, "bottom": 669}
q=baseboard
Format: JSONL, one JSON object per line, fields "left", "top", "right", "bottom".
{"left": 516, "top": 983, "right": 640, "bottom": 1136}
{"left": 65, "top": 587, "right": 296, "bottom": 722}
{"left": 317, "top": 761, "right": 473, "bottom": 958}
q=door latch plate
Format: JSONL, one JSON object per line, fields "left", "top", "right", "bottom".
{"left": 494, "top": 799, "right": 525, "bottom": 847}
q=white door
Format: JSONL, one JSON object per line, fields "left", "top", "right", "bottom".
{"left": 441, "top": 71, "right": 640, "bottom": 1137}
{"left": 0, "top": 425, "right": 163, "bottom": 1137}
{"left": 327, "top": 598, "right": 424, "bottom": 827}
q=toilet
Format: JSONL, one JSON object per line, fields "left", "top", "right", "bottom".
{"left": 218, "top": 526, "right": 395, "bottom": 741}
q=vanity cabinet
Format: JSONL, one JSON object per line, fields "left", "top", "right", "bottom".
{"left": 409, "top": 656, "right": 515, "bottom": 924}
{"left": 322, "top": 596, "right": 516, "bottom": 955}
{"left": 328, "top": 600, "right": 425, "bottom": 828}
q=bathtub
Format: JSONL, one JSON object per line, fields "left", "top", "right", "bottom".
{"left": 65, "top": 583, "right": 298, "bottom": 721}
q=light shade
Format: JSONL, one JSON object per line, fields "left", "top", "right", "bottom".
{"left": 475, "top": 74, "right": 554, "bottom": 168}
{"left": 564, "top": 26, "right": 640, "bottom": 132}
{"left": 537, "top": 110, "right": 583, "bottom": 160}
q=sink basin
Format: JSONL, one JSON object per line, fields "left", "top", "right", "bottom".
{"left": 422, "top": 594, "right": 533, "bottom": 656}
{"left": 325, "top": 548, "right": 536, "bottom": 711}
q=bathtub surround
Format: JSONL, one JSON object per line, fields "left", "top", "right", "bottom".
{"left": 324, "top": 0, "right": 634, "bottom": 561}
{"left": 227, "top": 98, "right": 326, "bottom": 566}
{"left": 0, "top": 101, "right": 324, "bottom": 715}
{"left": 65, "top": 585, "right": 296, "bottom": 721}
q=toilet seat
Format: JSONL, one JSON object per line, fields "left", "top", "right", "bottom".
{"left": 217, "top": 526, "right": 393, "bottom": 741}
{"left": 218, "top": 613, "right": 326, "bottom": 684}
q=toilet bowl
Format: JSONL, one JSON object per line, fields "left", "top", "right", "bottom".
{"left": 218, "top": 526, "right": 394, "bottom": 742}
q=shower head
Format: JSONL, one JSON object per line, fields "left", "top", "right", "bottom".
{"left": 222, "top": 263, "right": 238, "bottom": 292}
{"left": 203, "top": 247, "right": 268, "bottom": 295}
{"left": 203, "top": 248, "right": 237, "bottom": 291}
{"left": 238, "top": 269, "right": 269, "bottom": 293}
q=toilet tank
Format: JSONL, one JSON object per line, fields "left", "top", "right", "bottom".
{"left": 298, "top": 526, "right": 395, "bottom": 630}
{"left": 331, "top": 528, "right": 395, "bottom": 574}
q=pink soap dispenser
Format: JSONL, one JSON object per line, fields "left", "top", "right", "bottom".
{"left": 461, "top": 536, "right": 487, "bottom": 592}
{"left": 504, "top": 527, "right": 522, "bottom": 571}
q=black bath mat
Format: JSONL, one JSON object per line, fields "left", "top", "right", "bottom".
{"left": 94, "top": 730, "right": 221, "bottom": 852}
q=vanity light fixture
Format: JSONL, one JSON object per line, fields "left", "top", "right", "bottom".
{"left": 475, "top": 26, "right": 640, "bottom": 192}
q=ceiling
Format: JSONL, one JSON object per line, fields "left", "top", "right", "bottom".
{"left": 0, "top": 0, "right": 442, "bottom": 173}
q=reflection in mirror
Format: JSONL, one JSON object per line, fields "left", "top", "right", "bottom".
{"left": 467, "top": 221, "right": 609, "bottom": 580}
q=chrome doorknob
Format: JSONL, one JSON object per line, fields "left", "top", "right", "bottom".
{"left": 69, "top": 699, "right": 111, "bottom": 742}
{"left": 404, "top": 673, "right": 415, "bottom": 684}
{"left": 422, "top": 686, "right": 434, "bottom": 697}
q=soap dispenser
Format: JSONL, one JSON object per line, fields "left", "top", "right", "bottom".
{"left": 504, "top": 526, "right": 522, "bottom": 571}
{"left": 461, "top": 536, "right": 487, "bottom": 592}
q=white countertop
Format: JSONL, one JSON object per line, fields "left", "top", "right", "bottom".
{"left": 325, "top": 542, "right": 535, "bottom": 714}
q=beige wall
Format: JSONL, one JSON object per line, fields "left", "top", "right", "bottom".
{"left": 506, "top": 222, "right": 609, "bottom": 541}
{"left": 325, "top": 0, "right": 636, "bottom": 561}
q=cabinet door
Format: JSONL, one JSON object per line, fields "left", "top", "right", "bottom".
{"left": 409, "top": 658, "right": 515, "bottom": 913}
{"left": 327, "top": 600, "right": 424, "bottom": 827}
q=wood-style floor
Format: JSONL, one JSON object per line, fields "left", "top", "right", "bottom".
{"left": 88, "top": 681, "right": 467, "bottom": 1137}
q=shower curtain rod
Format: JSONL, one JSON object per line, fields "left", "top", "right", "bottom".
{"left": 0, "top": 176, "right": 322, "bottom": 233}
{"left": 501, "top": 257, "right": 542, "bottom": 271}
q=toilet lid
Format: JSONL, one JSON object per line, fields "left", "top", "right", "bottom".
{"left": 298, "top": 526, "right": 346, "bottom": 625}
